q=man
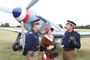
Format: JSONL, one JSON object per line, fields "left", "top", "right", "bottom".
{"left": 23, "top": 18, "right": 41, "bottom": 60}
{"left": 60, "top": 20, "right": 81, "bottom": 60}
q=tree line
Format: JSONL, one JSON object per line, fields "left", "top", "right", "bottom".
{"left": 0, "top": 23, "right": 21, "bottom": 27}
{"left": 0, "top": 23, "right": 10, "bottom": 27}
{"left": 75, "top": 25, "right": 90, "bottom": 29}
{"left": 59, "top": 24, "right": 90, "bottom": 29}
{"left": 0, "top": 23, "right": 90, "bottom": 29}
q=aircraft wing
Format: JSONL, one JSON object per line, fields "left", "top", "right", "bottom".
{"left": 79, "top": 32, "right": 90, "bottom": 37}
{"left": 0, "top": 28, "right": 64, "bottom": 38}
{"left": 52, "top": 32, "right": 64, "bottom": 38}
{"left": 52, "top": 32, "right": 90, "bottom": 38}
{"left": 0, "top": 28, "right": 27, "bottom": 33}
{"left": 0, "top": 28, "right": 90, "bottom": 38}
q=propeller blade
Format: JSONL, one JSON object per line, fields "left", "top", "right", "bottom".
{"left": 35, "top": 15, "right": 48, "bottom": 23}
{"left": 21, "top": 21, "right": 25, "bottom": 52}
{"left": 0, "top": 7, "right": 12, "bottom": 13}
{"left": 26, "top": 0, "right": 39, "bottom": 9}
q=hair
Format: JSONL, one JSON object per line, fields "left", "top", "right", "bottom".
{"left": 45, "top": 29, "right": 52, "bottom": 34}
{"left": 31, "top": 24, "right": 34, "bottom": 28}
{"left": 45, "top": 30, "right": 48, "bottom": 34}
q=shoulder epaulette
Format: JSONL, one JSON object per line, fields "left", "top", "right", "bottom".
{"left": 29, "top": 32, "right": 32, "bottom": 34}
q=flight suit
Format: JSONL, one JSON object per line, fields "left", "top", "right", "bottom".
{"left": 61, "top": 30, "right": 81, "bottom": 60}
{"left": 23, "top": 28, "right": 39, "bottom": 60}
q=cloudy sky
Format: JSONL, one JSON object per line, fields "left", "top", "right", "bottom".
{"left": 0, "top": 0, "right": 90, "bottom": 26}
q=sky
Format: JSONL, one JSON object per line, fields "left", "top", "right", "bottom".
{"left": 0, "top": 0, "right": 90, "bottom": 26}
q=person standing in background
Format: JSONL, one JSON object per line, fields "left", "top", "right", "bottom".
{"left": 23, "top": 19, "right": 41, "bottom": 60}
{"left": 40, "top": 27, "right": 56, "bottom": 60}
{"left": 60, "top": 20, "right": 81, "bottom": 60}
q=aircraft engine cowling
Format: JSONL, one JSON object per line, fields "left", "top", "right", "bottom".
{"left": 12, "top": 7, "right": 30, "bottom": 22}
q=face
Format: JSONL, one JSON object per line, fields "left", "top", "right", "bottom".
{"left": 34, "top": 24, "right": 41, "bottom": 31}
{"left": 47, "top": 29, "right": 52, "bottom": 35}
{"left": 65, "top": 24, "right": 73, "bottom": 31}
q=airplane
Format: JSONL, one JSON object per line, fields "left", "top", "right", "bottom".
{"left": 0, "top": 0, "right": 90, "bottom": 51}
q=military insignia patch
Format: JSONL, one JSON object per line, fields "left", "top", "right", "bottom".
{"left": 29, "top": 32, "right": 32, "bottom": 34}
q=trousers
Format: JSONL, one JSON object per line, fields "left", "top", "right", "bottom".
{"left": 63, "top": 49, "right": 76, "bottom": 60}
{"left": 26, "top": 51, "right": 38, "bottom": 60}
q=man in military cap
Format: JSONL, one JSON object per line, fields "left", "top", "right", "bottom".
{"left": 23, "top": 18, "right": 41, "bottom": 60}
{"left": 60, "top": 20, "right": 81, "bottom": 60}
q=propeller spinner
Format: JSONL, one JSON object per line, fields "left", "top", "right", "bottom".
{"left": 12, "top": 7, "right": 30, "bottom": 22}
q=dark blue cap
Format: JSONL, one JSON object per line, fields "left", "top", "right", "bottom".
{"left": 66, "top": 20, "right": 76, "bottom": 26}
{"left": 30, "top": 18, "right": 40, "bottom": 24}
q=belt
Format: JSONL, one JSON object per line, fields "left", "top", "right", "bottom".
{"left": 64, "top": 48, "right": 75, "bottom": 51}
{"left": 31, "top": 46, "right": 39, "bottom": 51}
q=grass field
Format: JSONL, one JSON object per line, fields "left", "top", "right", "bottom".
{"left": 0, "top": 27, "right": 90, "bottom": 60}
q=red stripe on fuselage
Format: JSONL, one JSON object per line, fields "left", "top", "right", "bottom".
{"left": 21, "top": 9, "right": 30, "bottom": 22}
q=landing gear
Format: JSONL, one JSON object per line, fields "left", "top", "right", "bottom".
{"left": 12, "top": 42, "right": 22, "bottom": 51}
{"left": 12, "top": 33, "right": 22, "bottom": 51}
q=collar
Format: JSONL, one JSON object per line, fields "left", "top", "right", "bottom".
{"left": 45, "top": 34, "right": 53, "bottom": 42}
{"left": 31, "top": 28, "right": 37, "bottom": 32}
{"left": 67, "top": 30, "right": 74, "bottom": 34}
{"left": 31, "top": 28, "right": 38, "bottom": 35}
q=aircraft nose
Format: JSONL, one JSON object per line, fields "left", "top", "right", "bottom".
{"left": 12, "top": 7, "right": 21, "bottom": 18}
{"left": 12, "top": 7, "right": 30, "bottom": 22}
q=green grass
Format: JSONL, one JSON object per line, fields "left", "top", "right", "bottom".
{"left": 0, "top": 27, "right": 90, "bottom": 60}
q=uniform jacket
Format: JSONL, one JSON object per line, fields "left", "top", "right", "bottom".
{"left": 61, "top": 30, "right": 81, "bottom": 49}
{"left": 23, "top": 28, "right": 39, "bottom": 55}
{"left": 40, "top": 35, "right": 56, "bottom": 57}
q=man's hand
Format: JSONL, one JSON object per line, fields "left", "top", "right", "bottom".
{"left": 68, "top": 36, "right": 76, "bottom": 44}
{"left": 60, "top": 45, "right": 64, "bottom": 48}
